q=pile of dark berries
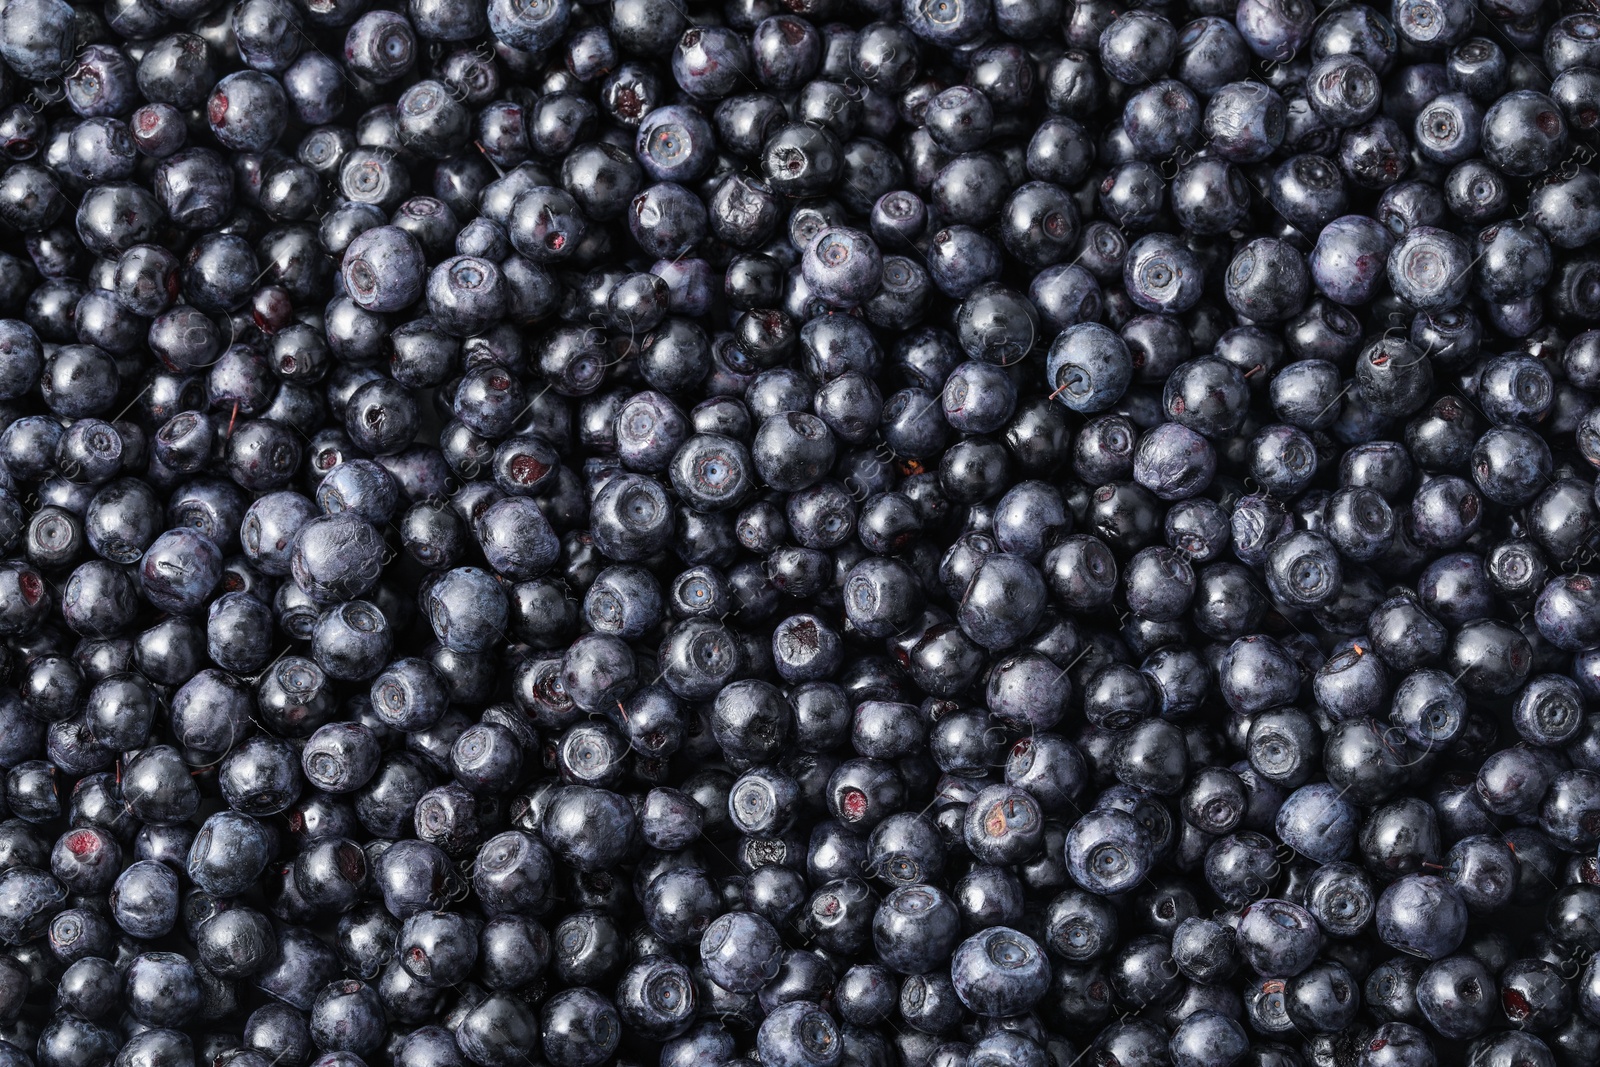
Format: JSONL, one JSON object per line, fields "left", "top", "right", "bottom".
{"left": 0, "top": 0, "right": 1596, "bottom": 1063}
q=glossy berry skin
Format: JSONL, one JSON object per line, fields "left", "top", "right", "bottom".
{"left": 1205, "top": 82, "right": 1287, "bottom": 162}
{"left": 1170, "top": 1011, "right": 1249, "bottom": 1067}
{"left": 1099, "top": 12, "right": 1178, "bottom": 84}
{"left": 1225, "top": 238, "right": 1309, "bottom": 322}
{"left": 538, "top": 987, "right": 620, "bottom": 1067}
{"left": 207, "top": 72, "right": 289, "bottom": 153}
{"left": 949, "top": 926, "right": 1050, "bottom": 1017}
{"left": 1124, "top": 234, "right": 1203, "bottom": 315}
{"left": 1046, "top": 324, "right": 1132, "bottom": 414}
{"left": 1377, "top": 874, "right": 1469, "bottom": 960}
{"left": 756, "top": 1000, "right": 842, "bottom": 1067}
{"left": 424, "top": 568, "right": 509, "bottom": 654}
{"left": 336, "top": 227, "right": 426, "bottom": 315}
{"left": 700, "top": 909, "right": 783, "bottom": 992}
{"left": 187, "top": 812, "right": 273, "bottom": 898}
{"left": 139, "top": 530, "right": 223, "bottom": 613}
{"left": 1065, "top": 809, "right": 1152, "bottom": 895}
{"left": 616, "top": 955, "right": 696, "bottom": 1040}
{"left": 1388, "top": 227, "right": 1473, "bottom": 311}
{"left": 1482, "top": 91, "right": 1568, "bottom": 178}
{"left": 872, "top": 885, "right": 961, "bottom": 975}
{"left": 541, "top": 785, "right": 637, "bottom": 873}
{"left": 1310, "top": 215, "right": 1393, "bottom": 305}
{"left": 0, "top": 0, "right": 1593, "bottom": 1062}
